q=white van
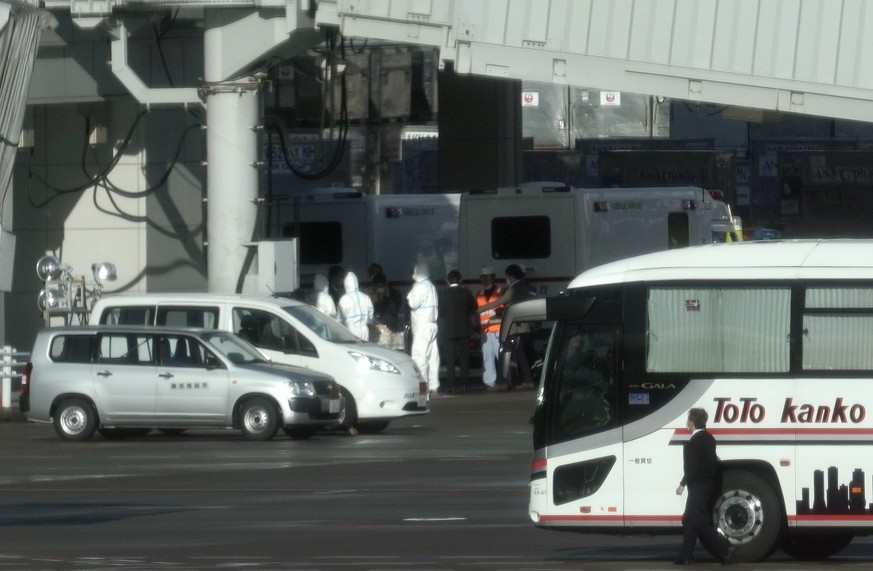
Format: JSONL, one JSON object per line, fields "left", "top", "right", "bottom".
{"left": 90, "top": 293, "right": 429, "bottom": 433}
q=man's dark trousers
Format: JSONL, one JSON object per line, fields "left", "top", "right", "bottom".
{"left": 679, "top": 480, "right": 730, "bottom": 561}
{"left": 443, "top": 336, "right": 470, "bottom": 392}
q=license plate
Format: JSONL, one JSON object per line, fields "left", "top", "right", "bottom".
{"left": 418, "top": 381, "right": 428, "bottom": 407}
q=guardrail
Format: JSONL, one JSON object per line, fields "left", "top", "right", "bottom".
{"left": 1, "top": 346, "right": 29, "bottom": 410}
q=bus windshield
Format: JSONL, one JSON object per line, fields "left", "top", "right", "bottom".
{"left": 545, "top": 325, "right": 618, "bottom": 444}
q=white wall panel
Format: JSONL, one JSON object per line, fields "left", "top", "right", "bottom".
{"left": 627, "top": 0, "right": 674, "bottom": 65}
{"left": 671, "top": 0, "right": 717, "bottom": 70}
{"left": 320, "top": 0, "right": 873, "bottom": 120}
{"left": 711, "top": 0, "right": 758, "bottom": 75}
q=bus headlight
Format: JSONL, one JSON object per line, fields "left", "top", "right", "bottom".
{"left": 348, "top": 351, "right": 400, "bottom": 374}
{"left": 286, "top": 380, "right": 316, "bottom": 397}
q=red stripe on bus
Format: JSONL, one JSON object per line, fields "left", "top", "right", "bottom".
{"left": 539, "top": 514, "right": 680, "bottom": 522}
{"left": 674, "top": 428, "right": 873, "bottom": 436}
{"left": 788, "top": 514, "right": 873, "bottom": 521}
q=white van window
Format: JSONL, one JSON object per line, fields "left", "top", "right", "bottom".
{"left": 232, "top": 308, "right": 318, "bottom": 356}
{"left": 204, "top": 330, "right": 267, "bottom": 365}
{"left": 101, "top": 306, "right": 154, "bottom": 325}
{"left": 283, "top": 304, "right": 361, "bottom": 344}
{"left": 157, "top": 306, "right": 219, "bottom": 328}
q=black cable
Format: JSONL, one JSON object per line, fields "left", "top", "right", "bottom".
{"left": 91, "top": 183, "right": 203, "bottom": 239}
{"left": 261, "top": 35, "right": 349, "bottom": 180}
{"left": 22, "top": 108, "right": 202, "bottom": 210}
{"left": 153, "top": 9, "right": 180, "bottom": 88}
{"left": 94, "top": 123, "right": 201, "bottom": 198}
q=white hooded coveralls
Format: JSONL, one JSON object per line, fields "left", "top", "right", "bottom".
{"left": 406, "top": 263, "right": 440, "bottom": 391}
{"left": 311, "top": 273, "right": 338, "bottom": 319}
{"left": 338, "top": 272, "right": 374, "bottom": 340}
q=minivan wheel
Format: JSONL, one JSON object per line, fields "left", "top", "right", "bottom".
{"left": 240, "top": 397, "right": 279, "bottom": 441}
{"left": 54, "top": 398, "right": 97, "bottom": 442}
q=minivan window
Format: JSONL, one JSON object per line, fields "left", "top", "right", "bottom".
{"left": 49, "top": 335, "right": 93, "bottom": 363}
{"left": 158, "top": 334, "right": 208, "bottom": 367}
{"left": 97, "top": 334, "right": 155, "bottom": 364}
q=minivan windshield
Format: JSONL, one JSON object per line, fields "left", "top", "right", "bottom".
{"left": 283, "top": 305, "right": 363, "bottom": 343}
{"left": 202, "top": 331, "right": 268, "bottom": 364}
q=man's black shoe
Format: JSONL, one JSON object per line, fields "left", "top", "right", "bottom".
{"left": 722, "top": 545, "right": 737, "bottom": 565}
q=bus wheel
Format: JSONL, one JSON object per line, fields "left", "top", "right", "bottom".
{"left": 711, "top": 470, "right": 783, "bottom": 563}
{"left": 781, "top": 534, "right": 853, "bottom": 560}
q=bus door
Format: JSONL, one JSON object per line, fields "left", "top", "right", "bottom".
{"left": 542, "top": 325, "right": 624, "bottom": 517}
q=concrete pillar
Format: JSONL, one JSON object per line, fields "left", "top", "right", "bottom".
{"left": 203, "top": 12, "right": 261, "bottom": 293}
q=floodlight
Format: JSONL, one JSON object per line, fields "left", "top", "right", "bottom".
{"left": 92, "top": 262, "right": 117, "bottom": 284}
{"left": 37, "top": 288, "right": 62, "bottom": 312}
{"left": 36, "top": 255, "right": 64, "bottom": 281}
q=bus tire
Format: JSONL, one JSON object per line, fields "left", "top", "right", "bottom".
{"left": 711, "top": 470, "right": 783, "bottom": 563}
{"left": 781, "top": 534, "right": 853, "bottom": 560}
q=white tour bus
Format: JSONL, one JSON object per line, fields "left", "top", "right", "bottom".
{"left": 499, "top": 240, "right": 873, "bottom": 563}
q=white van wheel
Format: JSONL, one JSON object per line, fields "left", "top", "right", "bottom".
{"left": 54, "top": 398, "right": 97, "bottom": 442}
{"left": 240, "top": 397, "right": 279, "bottom": 441}
{"left": 337, "top": 388, "right": 357, "bottom": 431}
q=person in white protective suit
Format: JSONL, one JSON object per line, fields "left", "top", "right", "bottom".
{"left": 338, "top": 271, "right": 374, "bottom": 340}
{"left": 406, "top": 262, "right": 440, "bottom": 395}
{"left": 310, "top": 273, "right": 338, "bottom": 319}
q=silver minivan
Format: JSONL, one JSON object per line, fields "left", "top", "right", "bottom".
{"left": 90, "top": 293, "right": 429, "bottom": 433}
{"left": 20, "top": 326, "right": 343, "bottom": 441}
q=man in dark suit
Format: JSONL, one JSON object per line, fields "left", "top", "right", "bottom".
{"left": 675, "top": 407, "right": 736, "bottom": 565}
{"left": 438, "top": 270, "right": 478, "bottom": 393}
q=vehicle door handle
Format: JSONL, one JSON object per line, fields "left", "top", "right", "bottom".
{"left": 158, "top": 372, "right": 174, "bottom": 379}
{"left": 96, "top": 370, "right": 112, "bottom": 377}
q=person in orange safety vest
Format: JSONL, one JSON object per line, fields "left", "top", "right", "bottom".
{"left": 476, "top": 267, "right": 504, "bottom": 389}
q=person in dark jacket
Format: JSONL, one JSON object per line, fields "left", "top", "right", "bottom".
{"left": 675, "top": 407, "right": 736, "bottom": 565}
{"left": 438, "top": 270, "right": 478, "bottom": 393}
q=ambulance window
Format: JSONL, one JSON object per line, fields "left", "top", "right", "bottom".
{"left": 289, "top": 221, "right": 342, "bottom": 264}
{"left": 667, "top": 212, "right": 689, "bottom": 248}
{"left": 491, "top": 216, "right": 551, "bottom": 259}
